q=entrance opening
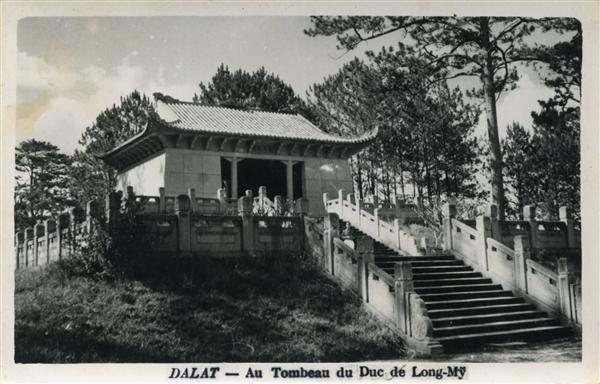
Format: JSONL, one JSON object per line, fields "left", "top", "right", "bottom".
{"left": 237, "top": 158, "right": 286, "bottom": 199}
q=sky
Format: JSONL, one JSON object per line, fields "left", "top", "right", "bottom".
{"left": 17, "top": 16, "right": 556, "bottom": 154}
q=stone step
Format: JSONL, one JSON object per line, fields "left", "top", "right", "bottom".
{"left": 414, "top": 277, "right": 493, "bottom": 287}
{"left": 412, "top": 266, "right": 473, "bottom": 273}
{"left": 434, "top": 317, "right": 559, "bottom": 338}
{"left": 420, "top": 289, "right": 514, "bottom": 302}
{"left": 425, "top": 296, "right": 524, "bottom": 310}
{"left": 412, "top": 271, "right": 483, "bottom": 280}
{"left": 409, "top": 260, "right": 466, "bottom": 267}
{"left": 432, "top": 310, "right": 547, "bottom": 328}
{"left": 374, "top": 255, "right": 455, "bottom": 262}
{"left": 414, "top": 283, "right": 503, "bottom": 294}
{"left": 435, "top": 325, "right": 571, "bottom": 350}
{"left": 427, "top": 303, "right": 536, "bottom": 319}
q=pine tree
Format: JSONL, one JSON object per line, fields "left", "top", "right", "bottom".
{"left": 15, "top": 139, "right": 73, "bottom": 230}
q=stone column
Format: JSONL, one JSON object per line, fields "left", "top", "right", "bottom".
{"left": 286, "top": 160, "right": 294, "bottom": 202}
{"left": 238, "top": 190, "right": 254, "bottom": 255}
{"left": 514, "top": 235, "right": 530, "bottom": 294}
{"left": 442, "top": 200, "right": 457, "bottom": 251}
{"left": 25, "top": 227, "right": 34, "bottom": 267}
{"left": 231, "top": 156, "right": 239, "bottom": 199}
{"left": 523, "top": 205, "right": 538, "bottom": 249}
{"left": 175, "top": 194, "right": 191, "bottom": 257}
{"left": 356, "top": 236, "right": 374, "bottom": 302}
{"left": 559, "top": 206, "right": 576, "bottom": 248}
{"left": 394, "top": 262, "right": 414, "bottom": 334}
{"left": 338, "top": 189, "right": 345, "bottom": 217}
{"left": 476, "top": 214, "right": 491, "bottom": 272}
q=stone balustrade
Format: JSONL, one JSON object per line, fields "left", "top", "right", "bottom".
{"left": 15, "top": 186, "right": 310, "bottom": 267}
{"left": 323, "top": 189, "right": 425, "bottom": 257}
{"left": 319, "top": 213, "right": 442, "bottom": 356}
{"left": 443, "top": 202, "right": 582, "bottom": 327}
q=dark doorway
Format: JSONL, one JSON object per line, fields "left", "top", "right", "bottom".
{"left": 293, "top": 162, "right": 304, "bottom": 199}
{"left": 237, "top": 158, "right": 286, "bottom": 199}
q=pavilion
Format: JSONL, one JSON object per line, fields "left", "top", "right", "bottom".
{"left": 100, "top": 93, "right": 377, "bottom": 215}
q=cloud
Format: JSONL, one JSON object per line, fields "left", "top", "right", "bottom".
{"left": 17, "top": 52, "right": 196, "bottom": 153}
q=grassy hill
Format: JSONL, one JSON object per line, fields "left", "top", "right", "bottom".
{"left": 15, "top": 255, "right": 405, "bottom": 363}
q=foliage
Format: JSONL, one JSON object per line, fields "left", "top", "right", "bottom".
{"left": 71, "top": 91, "right": 155, "bottom": 205}
{"left": 15, "top": 139, "right": 73, "bottom": 230}
{"left": 502, "top": 102, "right": 580, "bottom": 220}
{"left": 15, "top": 255, "right": 405, "bottom": 363}
{"left": 193, "top": 64, "right": 316, "bottom": 121}
{"left": 305, "top": 16, "right": 580, "bottom": 218}
{"left": 308, "top": 50, "right": 483, "bottom": 207}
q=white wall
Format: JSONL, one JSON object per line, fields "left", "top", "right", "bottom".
{"left": 304, "top": 158, "right": 353, "bottom": 216}
{"left": 117, "top": 153, "right": 166, "bottom": 196}
{"left": 163, "top": 148, "right": 222, "bottom": 198}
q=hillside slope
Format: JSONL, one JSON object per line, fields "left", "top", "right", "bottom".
{"left": 15, "top": 256, "right": 405, "bottom": 363}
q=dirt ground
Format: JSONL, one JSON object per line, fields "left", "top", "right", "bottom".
{"left": 417, "top": 337, "right": 582, "bottom": 363}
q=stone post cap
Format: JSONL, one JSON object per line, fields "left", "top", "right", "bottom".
{"left": 16, "top": 232, "right": 25, "bottom": 241}
{"left": 188, "top": 188, "right": 196, "bottom": 197}
{"left": 338, "top": 189, "right": 344, "bottom": 200}
{"left": 514, "top": 234, "right": 530, "bottom": 250}
{"left": 175, "top": 194, "right": 191, "bottom": 213}
{"left": 442, "top": 201, "right": 457, "bottom": 218}
{"left": 126, "top": 186, "right": 135, "bottom": 197}
{"left": 238, "top": 195, "right": 253, "bottom": 214}
{"left": 557, "top": 257, "right": 569, "bottom": 274}
{"left": 44, "top": 218, "right": 57, "bottom": 230}
{"left": 394, "top": 261, "right": 413, "bottom": 281}
{"left": 258, "top": 186, "right": 267, "bottom": 196}
{"left": 523, "top": 205, "right": 537, "bottom": 221}
{"left": 245, "top": 189, "right": 253, "bottom": 198}
{"left": 295, "top": 198, "right": 309, "bottom": 214}
{"left": 217, "top": 188, "right": 228, "bottom": 199}
{"left": 485, "top": 204, "right": 498, "bottom": 220}
{"left": 322, "top": 192, "right": 329, "bottom": 206}
{"left": 559, "top": 206, "right": 572, "bottom": 221}
{"left": 159, "top": 187, "right": 165, "bottom": 196}
{"left": 25, "top": 227, "right": 34, "bottom": 238}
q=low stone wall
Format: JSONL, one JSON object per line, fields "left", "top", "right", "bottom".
{"left": 15, "top": 187, "right": 309, "bottom": 267}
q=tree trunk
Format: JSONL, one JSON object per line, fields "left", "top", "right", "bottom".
{"left": 480, "top": 17, "right": 506, "bottom": 220}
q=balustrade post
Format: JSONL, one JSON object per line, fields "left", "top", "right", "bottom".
{"left": 442, "top": 200, "right": 457, "bottom": 252}
{"left": 274, "top": 195, "right": 282, "bottom": 215}
{"left": 106, "top": 191, "right": 122, "bottom": 226}
{"left": 557, "top": 257, "right": 575, "bottom": 322}
{"left": 57, "top": 213, "right": 70, "bottom": 260}
{"left": 126, "top": 185, "right": 135, "bottom": 202}
{"left": 346, "top": 193, "right": 354, "bottom": 205}
{"left": 44, "top": 219, "right": 56, "bottom": 263}
{"left": 295, "top": 198, "right": 308, "bottom": 217}
{"left": 323, "top": 212, "right": 340, "bottom": 275}
{"left": 475, "top": 214, "right": 491, "bottom": 272}
{"left": 85, "top": 200, "right": 101, "bottom": 234}
{"left": 175, "top": 194, "right": 191, "bottom": 257}
{"left": 159, "top": 187, "right": 166, "bottom": 213}
{"left": 486, "top": 204, "right": 501, "bottom": 241}
{"left": 338, "top": 189, "right": 345, "bottom": 217}
{"left": 393, "top": 218, "right": 403, "bottom": 251}
{"left": 34, "top": 221, "right": 44, "bottom": 267}
{"left": 322, "top": 192, "right": 330, "bottom": 215}
{"left": 356, "top": 236, "right": 374, "bottom": 302}
{"left": 69, "top": 208, "right": 77, "bottom": 254}
{"left": 16, "top": 231, "right": 24, "bottom": 268}
{"left": 373, "top": 208, "right": 381, "bottom": 238}
{"left": 238, "top": 190, "right": 255, "bottom": 255}
{"left": 25, "top": 227, "right": 34, "bottom": 267}
{"left": 217, "top": 188, "right": 227, "bottom": 213}
{"left": 523, "top": 205, "right": 538, "bottom": 249}
{"left": 559, "top": 206, "right": 576, "bottom": 248}
{"left": 513, "top": 235, "right": 530, "bottom": 294}
{"left": 356, "top": 196, "right": 362, "bottom": 227}
{"left": 394, "top": 262, "right": 414, "bottom": 334}
{"left": 188, "top": 188, "right": 197, "bottom": 213}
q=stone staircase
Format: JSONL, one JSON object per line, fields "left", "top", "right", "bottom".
{"left": 343, "top": 223, "right": 571, "bottom": 352}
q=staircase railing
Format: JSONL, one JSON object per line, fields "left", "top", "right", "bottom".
{"left": 442, "top": 202, "right": 582, "bottom": 327}
{"left": 324, "top": 190, "right": 425, "bottom": 256}
{"left": 320, "top": 213, "right": 442, "bottom": 356}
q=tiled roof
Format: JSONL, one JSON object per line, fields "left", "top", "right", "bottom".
{"left": 156, "top": 100, "right": 376, "bottom": 144}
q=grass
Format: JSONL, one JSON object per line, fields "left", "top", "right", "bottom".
{"left": 15, "top": 254, "right": 406, "bottom": 363}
